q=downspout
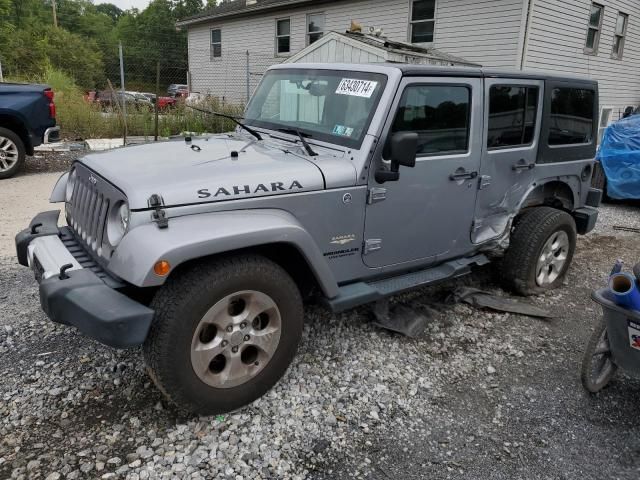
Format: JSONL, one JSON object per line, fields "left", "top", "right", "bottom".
{"left": 519, "top": 0, "right": 535, "bottom": 70}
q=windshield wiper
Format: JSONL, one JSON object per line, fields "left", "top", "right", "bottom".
{"left": 277, "top": 128, "right": 317, "bottom": 156}
{"left": 186, "top": 105, "right": 262, "bottom": 141}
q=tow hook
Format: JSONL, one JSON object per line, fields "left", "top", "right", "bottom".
{"left": 148, "top": 194, "right": 169, "bottom": 229}
{"left": 59, "top": 264, "right": 73, "bottom": 280}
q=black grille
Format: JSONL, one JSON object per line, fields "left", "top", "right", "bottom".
{"left": 67, "top": 172, "right": 110, "bottom": 255}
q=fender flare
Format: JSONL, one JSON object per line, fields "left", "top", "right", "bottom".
{"left": 518, "top": 177, "right": 579, "bottom": 211}
{"left": 108, "top": 209, "right": 340, "bottom": 298}
{"left": 50, "top": 172, "right": 69, "bottom": 203}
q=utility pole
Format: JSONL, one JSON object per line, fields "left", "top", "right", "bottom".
{"left": 154, "top": 61, "right": 160, "bottom": 141}
{"left": 119, "top": 42, "right": 128, "bottom": 144}
{"left": 52, "top": 0, "right": 58, "bottom": 27}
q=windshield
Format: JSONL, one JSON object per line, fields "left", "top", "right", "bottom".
{"left": 244, "top": 69, "right": 387, "bottom": 148}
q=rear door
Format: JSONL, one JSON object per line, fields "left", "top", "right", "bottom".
{"left": 363, "top": 76, "right": 483, "bottom": 268}
{"left": 473, "top": 78, "right": 544, "bottom": 244}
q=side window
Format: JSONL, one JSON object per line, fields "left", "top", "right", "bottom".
{"left": 487, "top": 85, "right": 539, "bottom": 149}
{"left": 548, "top": 88, "right": 595, "bottom": 145}
{"left": 276, "top": 18, "right": 291, "bottom": 55}
{"left": 210, "top": 29, "right": 222, "bottom": 59}
{"left": 584, "top": 3, "right": 604, "bottom": 54}
{"left": 307, "top": 13, "right": 325, "bottom": 45}
{"left": 410, "top": 0, "right": 436, "bottom": 43}
{"left": 391, "top": 85, "right": 470, "bottom": 156}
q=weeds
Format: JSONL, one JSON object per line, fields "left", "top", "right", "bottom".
{"left": 8, "top": 68, "right": 242, "bottom": 140}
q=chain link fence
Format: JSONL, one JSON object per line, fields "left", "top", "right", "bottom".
{"left": 1, "top": 41, "right": 285, "bottom": 142}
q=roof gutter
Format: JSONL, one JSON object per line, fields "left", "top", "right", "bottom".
{"left": 177, "top": 0, "right": 312, "bottom": 27}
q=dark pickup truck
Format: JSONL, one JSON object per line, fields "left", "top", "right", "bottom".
{"left": 0, "top": 83, "right": 59, "bottom": 179}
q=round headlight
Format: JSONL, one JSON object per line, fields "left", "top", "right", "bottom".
{"left": 66, "top": 168, "right": 77, "bottom": 202}
{"left": 119, "top": 203, "right": 130, "bottom": 232}
{"left": 107, "top": 200, "right": 130, "bottom": 246}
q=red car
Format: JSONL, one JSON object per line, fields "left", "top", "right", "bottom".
{"left": 157, "top": 96, "right": 177, "bottom": 109}
{"left": 141, "top": 93, "right": 176, "bottom": 110}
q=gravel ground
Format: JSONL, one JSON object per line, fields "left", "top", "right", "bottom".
{"left": 26, "top": 151, "right": 83, "bottom": 175}
{"left": 0, "top": 170, "right": 639, "bottom": 479}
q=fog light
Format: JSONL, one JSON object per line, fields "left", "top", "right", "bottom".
{"left": 154, "top": 260, "right": 171, "bottom": 276}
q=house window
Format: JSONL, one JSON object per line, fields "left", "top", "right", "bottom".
{"left": 276, "top": 18, "right": 291, "bottom": 55}
{"left": 584, "top": 3, "right": 604, "bottom": 54}
{"left": 487, "top": 86, "right": 539, "bottom": 149}
{"left": 210, "top": 28, "right": 222, "bottom": 59}
{"left": 307, "top": 13, "right": 325, "bottom": 45}
{"left": 410, "top": 0, "right": 436, "bottom": 43}
{"left": 391, "top": 85, "right": 470, "bottom": 156}
{"left": 612, "top": 12, "right": 628, "bottom": 59}
{"left": 548, "top": 88, "right": 595, "bottom": 145}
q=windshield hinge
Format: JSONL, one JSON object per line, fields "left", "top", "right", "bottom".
{"left": 148, "top": 194, "right": 169, "bottom": 229}
{"left": 367, "top": 187, "right": 387, "bottom": 204}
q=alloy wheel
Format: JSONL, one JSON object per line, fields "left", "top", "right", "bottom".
{"left": 190, "top": 290, "right": 282, "bottom": 388}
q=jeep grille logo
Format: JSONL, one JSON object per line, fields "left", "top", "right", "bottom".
{"left": 88, "top": 174, "right": 98, "bottom": 186}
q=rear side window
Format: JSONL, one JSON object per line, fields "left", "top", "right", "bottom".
{"left": 392, "top": 85, "right": 470, "bottom": 155}
{"left": 548, "top": 88, "right": 595, "bottom": 145}
{"left": 488, "top": 86, "right": 539, "bottom": 148}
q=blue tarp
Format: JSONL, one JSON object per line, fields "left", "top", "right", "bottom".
{"left": 597, "top": 114, "right": 640, "bottom": 200}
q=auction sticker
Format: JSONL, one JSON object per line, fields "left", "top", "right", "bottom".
{"left": 628, "top": 320, "right": 640, "bottom": 350}
{"left": 335, "top": 78, "right": 378, "bottom": 98}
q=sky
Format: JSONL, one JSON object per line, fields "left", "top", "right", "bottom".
{"left": 99, "top": 0, "right": 152, "bottom": 10}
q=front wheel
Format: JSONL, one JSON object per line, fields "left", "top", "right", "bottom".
{"left": 501, "top": 207, "right": 577, "bottom": 295}
{"left": 144, "top": 255, "right": 303, "bottom": 415}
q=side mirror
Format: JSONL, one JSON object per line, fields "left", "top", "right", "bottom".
{"left": 391, "top": 132, "right": 418, "bottom": 167}
{"left": 375, "top": 132, "right": 418, "bottom": 183}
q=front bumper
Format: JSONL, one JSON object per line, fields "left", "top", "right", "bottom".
{"left": 15, "top": 210, "right": 154, "bottom": 349}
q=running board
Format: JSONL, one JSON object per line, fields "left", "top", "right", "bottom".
{"left": 326, "top": 254, "right": 490, "bottom": 313}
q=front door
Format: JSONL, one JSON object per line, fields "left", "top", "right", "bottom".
{"left": 472, "top": 78, "right": 544, "bottom": 244}
{"left": 363, "top": 77, "right": 483, "bottom": 268}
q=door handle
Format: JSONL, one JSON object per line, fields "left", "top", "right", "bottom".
{"left": 512, "top": 159, "right": 536, "bottom": 171}
{"left": 449, "top": 169, "right": 478, "bottom": 181}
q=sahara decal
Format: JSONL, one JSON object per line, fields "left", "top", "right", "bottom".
{"left": 197, "top": 180, "right": 304, "bottom": 199}
{"left": 330, "top": 234, "right": 356, "bottom": 246}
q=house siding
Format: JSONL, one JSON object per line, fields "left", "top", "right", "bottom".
{"left": 186, "top": 0, "right": 525, "bottom": 103}
{"left": 523, "top": 0, "right": 640, "bottom": 121}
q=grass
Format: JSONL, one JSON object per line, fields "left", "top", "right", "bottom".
{"left": 8, "top": 68, "right": 243, "bottom": 140}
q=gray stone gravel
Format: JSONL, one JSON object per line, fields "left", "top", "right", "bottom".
{"left": 0, "top": 202, "right": 639, "bottom": 479}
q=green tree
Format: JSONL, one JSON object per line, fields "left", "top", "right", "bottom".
{"left": 96, "top": 3, "right": 123, "bottom": 22}
{"left": 43, "top": 26, "right": 105, "bottom": 88}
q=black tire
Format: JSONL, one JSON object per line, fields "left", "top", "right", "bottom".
{"left": 0, "top": 127, "right": 26, "bottom": 179}
{"left": 143, "top": 254, "right": 303, "bottom": 415}
{"left": 580, "top": 317, "right": 617, "bottom": 393}
{"left": 502, "top": 206, "right": 577, "bottom": 296}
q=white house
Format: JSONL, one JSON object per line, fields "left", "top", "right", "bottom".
{"left": 178, "top": 0, "right": 640, "bottom": 130}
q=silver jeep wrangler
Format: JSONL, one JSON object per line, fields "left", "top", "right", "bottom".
{"left": 16, "top": 64, "right": 601, "bottom": 414}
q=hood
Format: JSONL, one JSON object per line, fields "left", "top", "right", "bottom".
{"left": 80, "top": 135, "right": 356, "bottom": 209}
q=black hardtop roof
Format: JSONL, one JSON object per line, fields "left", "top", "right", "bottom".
{"left": 272, "top": 63, "right": 597, "bottom": 85}
{"left": 396, "top": 64, "right": 597, "bottom": 84}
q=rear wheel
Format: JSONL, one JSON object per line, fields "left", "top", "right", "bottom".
{"left": 0, "top": 127, "right": 26, "bottom": 179}
{"left": 144, "top": 254, "right": 303, "bottom": 415}
{"left": 581, "top": 317, "right": 617, "bottom": 393}
{"left": 502, "top": 207, "right": 577, "bottom": 295}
